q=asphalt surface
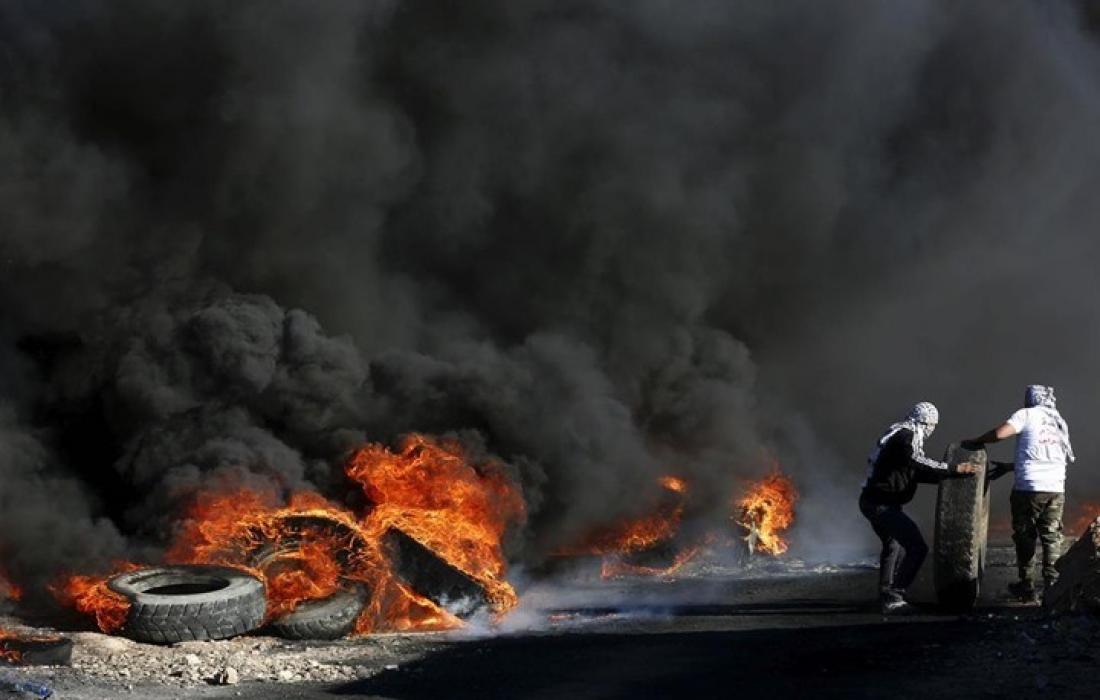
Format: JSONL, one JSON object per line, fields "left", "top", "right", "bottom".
{"left": 35, "top": 544, "right": 1100, "bottom": 700}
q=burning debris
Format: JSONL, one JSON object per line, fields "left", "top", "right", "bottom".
{"left": 52, "top": 434, "right": 522, "bottom": 642}
{"left": 555, "top": 468, "right": 799, "bottom": 579}
{"left": 0, "top": 630, "right": 71, "bottom": 668}
{"left": 735, "top": 472, "right": 799, "bottom": 557}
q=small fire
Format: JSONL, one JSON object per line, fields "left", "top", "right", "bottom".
{"left": 735, "top": 471, "right": 798, "bottom": 556}
{"left": 57, "top": 433, "right": 525, "bottom": 636}
{"left": 556, "top": 475, "right": 699, "bottom": 577}
{"left": 0, "top": 571, "right": 20, "bottom": 602}
{"left": 52, "top": 562, "right": 141, "bottom": 634}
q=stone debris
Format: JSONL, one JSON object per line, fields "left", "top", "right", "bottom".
{"left": 0, "top": 618, "right": 443, "bottom": 693}
{"left": 1044, "top": 517, "right": 1100, "bottom": 614}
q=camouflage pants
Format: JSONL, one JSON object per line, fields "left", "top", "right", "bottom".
{"left": 1010, "top": 490, "right": 1064, "bottom": 585}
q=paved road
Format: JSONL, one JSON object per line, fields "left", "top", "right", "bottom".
{"left": 68, "top": 544, "right": 1089, "bottom": 700}
{"left": 192, "top": 543, "right": 1083, "bottom": 700}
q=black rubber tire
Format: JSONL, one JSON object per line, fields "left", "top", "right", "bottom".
{"left": 268, "top": 586, "right": 366, "bottom": 640}
{"left": 933, "top": 444, "right": 990, "bottom": 612}
{"left": 107, "top": 565, "right": 266, "bottom": 644}
{"left": 0, "top": 636, "right": 73, "bottom": 666}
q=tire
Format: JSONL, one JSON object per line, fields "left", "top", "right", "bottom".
{"left": 107, "top": 565, "right": 266, "bottom": 644}
{"left": 269, "top": 587, "right": 366, "bottom": 640}
{"left": 933, "top": 444, "right": 990, "bottom": 612}
{"left": 0, "top": 636, "right": 73, "bottom": 666}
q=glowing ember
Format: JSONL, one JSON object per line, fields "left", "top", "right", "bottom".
{"left": 735, "top": 471, "right": 798, "bottom": 556}
{"left": 599, "top": 545, "right": 701, "bottom": 578}
{"left": 52, "top": 562, "right": 141, "bottom": 634}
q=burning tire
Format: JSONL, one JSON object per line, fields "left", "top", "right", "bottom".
{"left": 268, "top": 586, "right": 366, "bottom": 640}
{"left": 107, "top": 566, "right": 266, "bottom": 643}
{"left": 933, "top": 444, "right": 990, "bottom": 612}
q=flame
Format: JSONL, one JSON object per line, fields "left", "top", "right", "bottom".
{"left": 52, "top": 562, "right": 140, "bottom": 634}
{"left": 57, "top": 433, "right": 524, "bottom": 636}
{"left": 735, "top": 471, "right": 798, "bottom": 556}
{"left": 0, "top": 629, "right": 67, "bottom": 666}
{"left": 556, "top": 476, "right": 701, "bottom": 577}
{"left": 347, "top": 434, "right": 526, "bottom": 613}
{"left": 599, "top": 545, "right": 701, "bottom": 578}
{"left": 0, "top": 571, "right": 20, "bottom": 602}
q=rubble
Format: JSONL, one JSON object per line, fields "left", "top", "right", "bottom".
{"left": 0, "top": 619, "right": 445, "bottom": 693}
{"left": 1043, "top": 517, "right": 1100, "bottom": 614}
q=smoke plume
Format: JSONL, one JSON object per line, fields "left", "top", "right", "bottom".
{"left": 2, "top": 0, "right": 1100, "bottom": 588}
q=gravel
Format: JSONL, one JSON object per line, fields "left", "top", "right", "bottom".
{"left": 0, "top": 616, "right": 444, "bottom": 699}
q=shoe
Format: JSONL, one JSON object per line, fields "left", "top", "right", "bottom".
{"left": 881, "top": 599, "right": 915, "bottom": 615}
{"left": 1008, "top": 580, "right": 1038, "bottom": 603}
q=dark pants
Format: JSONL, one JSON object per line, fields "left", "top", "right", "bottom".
{"left": 860, "top": 496, "right": 929, "bottom": 599}
{"left": 1010, "top": 490, "right": 1064, "bottom": 585}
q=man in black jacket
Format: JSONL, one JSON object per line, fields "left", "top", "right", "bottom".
{"left": 861, "top": 402, "right": 978, "bottom": 613}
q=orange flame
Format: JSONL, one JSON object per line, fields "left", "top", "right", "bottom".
{"left": 735, "top": 471, "right": 798, "bottom": 555}
{"left": 556, "top": 476, "right": 701, "bottom": 577}
{"left": 0, "top": 571, "right": 20, "bottom": 602}
{"left": 57, "top": 433, "right": 525, "bottom": 636}
{"left": 347, "top": 434, "right": 526, "bottom": 613}
{"left": 52, "top": 562, "right": 140, "bottom": 634}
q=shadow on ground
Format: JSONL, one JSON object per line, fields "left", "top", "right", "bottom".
{"left": 332, "top": 619, "right": 1002, "bottom": 700}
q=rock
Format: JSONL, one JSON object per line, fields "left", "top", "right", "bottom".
{"left": 184, "top": 653, "right": 202, "bottom": 666}
{"left": 214, "top": 666, "right": 240, "bottom": 685}
{"left": 1045, "top": 517, "right": 1100, "bottom": 614}
{"left": 71, "top": 632, "right": 135, "bottom": 654}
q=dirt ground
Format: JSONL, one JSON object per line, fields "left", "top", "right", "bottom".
{"left": 4, "top": 543, "right": 1098, "bottom": 699}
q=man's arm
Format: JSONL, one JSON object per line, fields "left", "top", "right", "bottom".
{"left": 964, "top": 422, "right": 1020, "bottom": 448}
{"left": 907, "top": 432, "right": 978, "bottom": 476}
{"left": 988, "top": 460, "right": 1014, "bottom": 481}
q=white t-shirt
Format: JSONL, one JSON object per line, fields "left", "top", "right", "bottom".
{"left": 1006, "top": 406, "right": 1073, "bottom": 493}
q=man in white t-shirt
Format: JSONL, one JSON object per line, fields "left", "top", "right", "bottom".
{"left": 966, "top": 385, "right": 1075, "bottom": 602}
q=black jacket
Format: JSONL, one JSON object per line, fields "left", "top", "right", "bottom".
{"left": 861, "top": 427, "right": 951, "bottom": 506}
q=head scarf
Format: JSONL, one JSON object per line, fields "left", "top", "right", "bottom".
{"left": 1023, "top": 384, "right": 1074, "bottom": 462}
{"left": 870, "top": 401, "right": 939, "bottom": 458}
{"left": 1025, "top": 384, "right": 1056, "bottom": 409}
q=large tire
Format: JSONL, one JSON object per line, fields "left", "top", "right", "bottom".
{"left": 269, "top": 587, "right": 366, "bottom": 640}
{"left": 108, "top": 565, "right": 266, "bottom": 644}
{"left": 933, "top": 444, "right": 990, "bottom": 612}
{"left": 247, "top": 515, "right": 376, "bottom": 639}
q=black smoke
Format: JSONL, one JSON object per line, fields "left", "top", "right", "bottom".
{"left": 2, "top": 0, "right": 1100, "bottom": 592}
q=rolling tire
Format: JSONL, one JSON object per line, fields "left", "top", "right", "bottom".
{"left": 107, "top": 565, "right": 266, "bottom": 644}
{"left": 269, "top": 587, "right": 366, "bottom": 640}
{"left": 934, "top": 444, "right": 990, "bottom": 612}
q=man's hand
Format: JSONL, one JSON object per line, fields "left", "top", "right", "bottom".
{"left": 988, "top": 461, "right": 1014, "bottom": 481}
{"left": 954, "top": 461, "right": 980, "bottom": 475}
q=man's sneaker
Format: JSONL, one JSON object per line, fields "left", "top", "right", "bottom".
{"left": 881, "top": 598, "right": 916, "bottom": 615}
{"left": 1008, "top": 580, "right": 1038, "bottom": 603}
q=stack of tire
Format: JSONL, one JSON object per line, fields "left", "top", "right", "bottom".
{"left": 107, "top": 514, "right": 372, "bottom": 644}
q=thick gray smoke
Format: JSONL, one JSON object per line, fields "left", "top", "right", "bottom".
{"left": 2, "top": 0, "right": 1100, "bottom": 591}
